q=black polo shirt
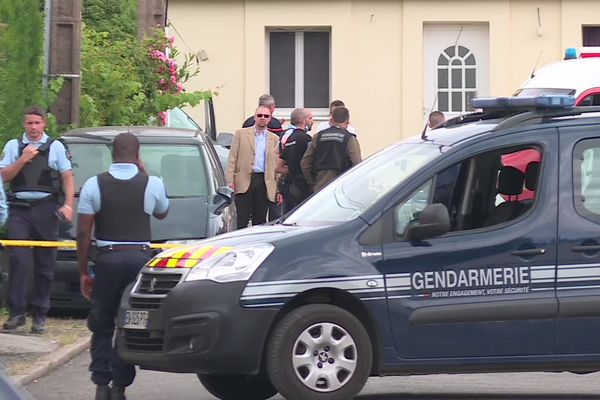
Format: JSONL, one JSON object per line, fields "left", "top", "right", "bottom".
{"left": 280, "top": 129, "right": 311, "bottom": 179}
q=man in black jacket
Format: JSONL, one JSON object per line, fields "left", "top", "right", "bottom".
{"left": 242, "top": 94, "right": 285, "bottom": 135}
{"left": 276, "top": 108, "right": 313, "bottom": 212}
{"left": 301, "top": 106, "right": 362, "bottom": 192}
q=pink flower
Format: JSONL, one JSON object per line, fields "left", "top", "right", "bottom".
{"left": 158, "top": 111, "right": 168, "bottom": 126}
{"left": 170, "top": 75, "right": 177, "bottom": 84}
{"left": 169, "top": 36, "right": 175, "bottom": 44}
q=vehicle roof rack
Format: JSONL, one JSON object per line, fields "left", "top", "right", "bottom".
{"left": 471, "top": 95, "right": 576, "bottom": 110}
{"left": 492, "top": 105, "right": 600, "bottom": 132}
{"left": 440, "top": 96, "right": 600, "bottom": 131}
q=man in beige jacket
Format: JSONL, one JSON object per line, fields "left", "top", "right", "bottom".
{"left": 227, "top": 106, "right": 279, "bottom": 228}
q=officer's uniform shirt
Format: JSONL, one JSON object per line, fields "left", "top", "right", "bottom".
{"left": 0, "top": 133, "right": 72, "bottom": 200}
{"left": 0, "top": 174, "right": 7, "bottom": 225}
{"left": 78, "top": 163, "right": 169, "bottom": 247}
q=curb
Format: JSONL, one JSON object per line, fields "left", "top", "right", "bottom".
{"left": 12, "top": 336, "right": 91, "bottom": 386}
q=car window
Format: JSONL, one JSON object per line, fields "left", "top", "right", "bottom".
{"left": 574, "top": 139, "right": 600, "bottom": 220}
{"left": 166, "top": 107, "right": 201, "bottom": 130}
{"left": 578, "top": 93, "right": 600, "bottom": 106}
{"left": 394, "top": 180, "right": 433, "bottom": 236}
{"left": 69, "top": 143, "right": 209, "bottom": 197}
{"left": 393, "top": 145, "right": 542, "bottom": 238}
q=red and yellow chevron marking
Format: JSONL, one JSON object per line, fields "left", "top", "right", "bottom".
{"left": 148, "top": 245, "right": 233, "bottom": 269}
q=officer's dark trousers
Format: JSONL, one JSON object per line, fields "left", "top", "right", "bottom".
{"left": 7, "top": 201, "right": 58, "bottom": 317}
{"left": 235, "top": 172, "right": 268, "bottom": 228}
{"left": 88, "top": 249, "right": 152, "bottom": 387}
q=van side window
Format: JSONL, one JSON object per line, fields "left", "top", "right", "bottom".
{"left": 574, "top": 140, "right": 600, "bottom": 221}
{"left": 578, "top": 93, "right": 600, "bottom": 106}
{"left": 394, "top": 145, "right": 542, "bottom": 239}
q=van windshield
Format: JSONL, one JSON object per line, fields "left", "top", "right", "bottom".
{"left": 69, "top": 143, "right": 209, "bottom": 198}
{"left": 284, "top": 142, "right": 441, "bottom": 225}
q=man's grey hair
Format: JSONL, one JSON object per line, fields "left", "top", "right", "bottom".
{"left": 290, "top": 108, "right": 307, "bottom": 126}
{"left": 258, "top": 94, "right": 275, "bottom": 108}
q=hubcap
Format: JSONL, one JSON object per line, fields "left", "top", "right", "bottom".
{"left": 291, "top": 322, "right": 358, "bottom": 392}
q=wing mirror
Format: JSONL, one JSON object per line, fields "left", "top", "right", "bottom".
{"left": 403, "top": 203, "right": 450, "bottom": 241}
{"left": 213, "top": 186, "right": 234, "bottom": 215}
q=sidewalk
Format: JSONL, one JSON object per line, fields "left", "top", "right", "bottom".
{"left": 0, "top": 320, "right": 90, "bottom": 385}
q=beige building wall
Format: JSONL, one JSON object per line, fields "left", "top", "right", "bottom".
{"left": 168, "top": 0, "right": 600, "bottom": 156}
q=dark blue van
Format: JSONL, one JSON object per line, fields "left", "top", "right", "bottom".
{"left": 117, "top": 97, "right": 600, "bottom": 400}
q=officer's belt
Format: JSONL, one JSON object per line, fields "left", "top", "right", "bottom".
{"left": 96, "top": 244, "right": 152, "bottom": 255}
{"left": 8, "top": 195, "right": 57, "bottom": 208}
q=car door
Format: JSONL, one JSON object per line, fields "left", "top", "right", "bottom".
{"left": 555, "top": 126, "right": 600, "bottom": 354}
{"left": 381, "top": 129, "right": 559, "bottom": 359}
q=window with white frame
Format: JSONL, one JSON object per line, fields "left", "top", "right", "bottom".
{"left": 268, "top": 29, "right": 330, "bottom": 109}
{"left": 437, "top": 45, "right": 477, "bottom": 113}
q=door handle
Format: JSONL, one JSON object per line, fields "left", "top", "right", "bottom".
{"left": 572, "top": 245, "right": 600, "bottom": 253}
{"left": 511, "top": 248, "right": 545, "bottom": 257}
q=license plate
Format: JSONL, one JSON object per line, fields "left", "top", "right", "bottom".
{"left": 123, "top": 310, "right": 148, "bottom": 330}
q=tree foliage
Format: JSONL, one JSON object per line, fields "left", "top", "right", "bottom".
{"left": 80, "top": 25, "right": 211, "bottom": 128}
{"left": 82, "top": 0, "right": 137, "bottom": 41}
{"left": 0, "top": 0, "right": 45, "bottom": 143}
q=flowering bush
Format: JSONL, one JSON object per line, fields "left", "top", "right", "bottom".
{"left": 80, "top": 26, "right": 211, "bottom": 127}
{"left": 144, "top": 30, "right": 207, "bottom": 125}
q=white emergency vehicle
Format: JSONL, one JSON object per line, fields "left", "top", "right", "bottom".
{"left": 515, "top": 47, "right": 600, "bottom": 106}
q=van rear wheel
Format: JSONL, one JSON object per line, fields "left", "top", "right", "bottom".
{"left": 266, "top": 304, "right": 372, "bottom": 400}
{"left": 197, "top": 374, "right": 277, "bottom": 400}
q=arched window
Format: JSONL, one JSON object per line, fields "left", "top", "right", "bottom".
{"left": 437, "top": 45, "right": 477, "bottom": 113}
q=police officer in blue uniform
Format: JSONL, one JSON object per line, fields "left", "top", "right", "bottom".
{"left": 77, "top": 132, "right": 168, "bottom": 400}
{"left": 0, "top": 106, "right": 74, "bottom": 334}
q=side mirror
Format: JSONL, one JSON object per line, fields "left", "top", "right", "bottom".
{"left": 212, "top": 186, "right": 234, "bottom": 215}
{"left": 217, "top": 132, "right": 233, "bottom": 148}
{"left": 403, "top": 203, "right": 449, "bottom": 241}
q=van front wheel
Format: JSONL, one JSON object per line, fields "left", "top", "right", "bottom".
{"left": 266, "top": 304, "right": 372, "bottom": 400}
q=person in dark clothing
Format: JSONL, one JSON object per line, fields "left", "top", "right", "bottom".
{"left": 276, "top": 108, "right": 313, "bottom": 213}
{"left": 77, "top": 133, "right": 169, "bottom": 400}
{"left": 301, "top": 106, "right": 362, "bottom": 192}
{"left": 0, "top": 106, "right": 74, "bottom": 334}
{"left": 242, "top": 93, "right": 285, "bottom": 135}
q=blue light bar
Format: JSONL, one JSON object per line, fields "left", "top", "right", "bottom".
{"left": 564, "top": 47, "right": 578, "bottom": 59}
{"left": 471, "top": 95, "right": 576, "bottom": 110}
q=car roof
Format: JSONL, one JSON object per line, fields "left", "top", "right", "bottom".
{"left": 61, "top": 126, "right": 207, "bottom": 142}
{"left": 411, "top": 107, "right": 600, "bottom": 147}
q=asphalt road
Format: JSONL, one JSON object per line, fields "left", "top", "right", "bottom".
{"left": 23, "top": 350, "right": 600, "bottom": 400}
